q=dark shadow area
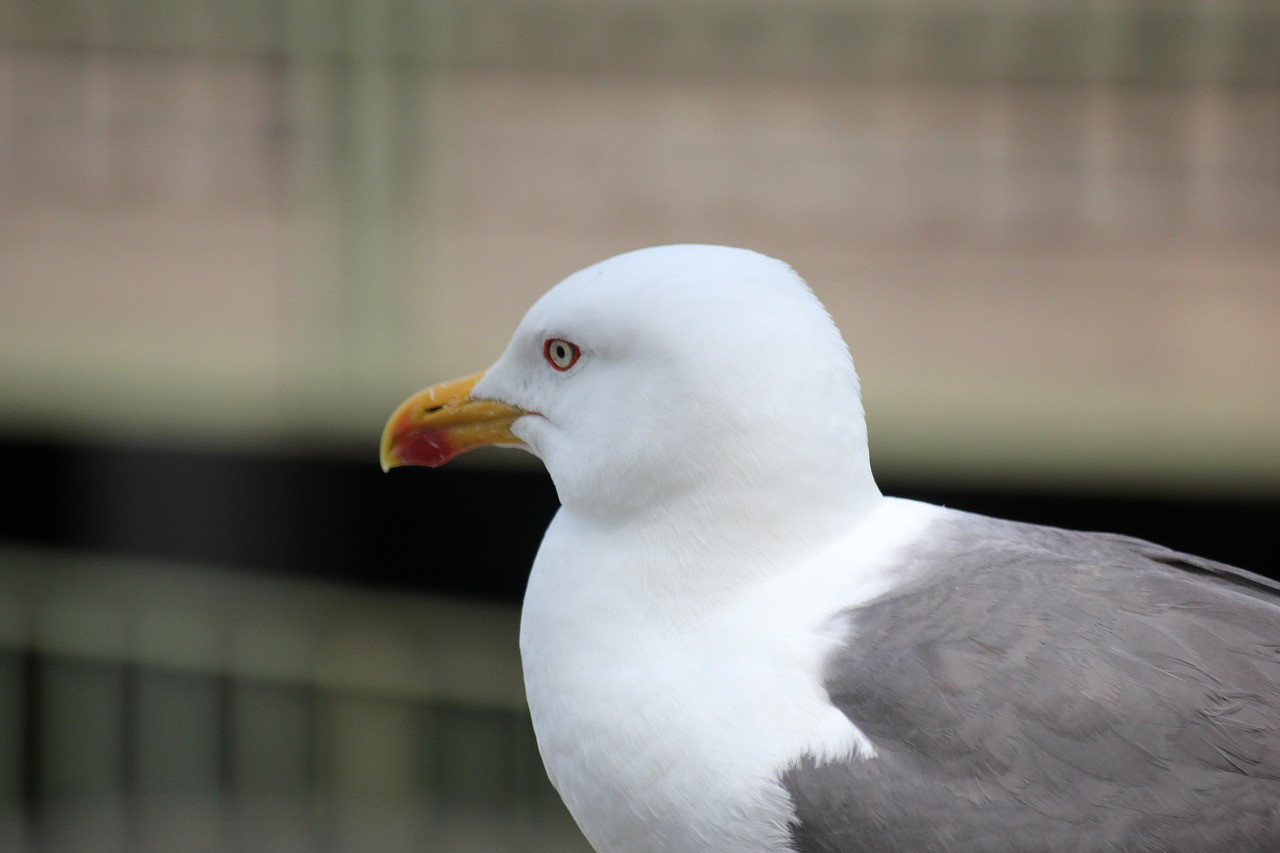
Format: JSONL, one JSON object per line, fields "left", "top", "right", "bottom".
{"left": 0, "top": 433, "right": 1274, "bottom": 601}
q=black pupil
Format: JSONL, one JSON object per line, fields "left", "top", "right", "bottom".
{"left": 555, "top": 343, "right": 567, "bottom": 361}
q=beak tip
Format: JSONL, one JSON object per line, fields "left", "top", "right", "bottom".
{"left": 378, "top": 442, "right": 399, "bottom": 473}
{"left": 380, "top": 372, "right": 522, "bottom": 470}
{"left": 379, "top": 425, "right": 401, "bottom": 472}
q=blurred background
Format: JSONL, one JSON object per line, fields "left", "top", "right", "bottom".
{"left": 1, "top": 0, "right": 1278, "bottom": 850}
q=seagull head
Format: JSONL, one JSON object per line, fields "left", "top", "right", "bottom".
{"left": 382, "top": 245, "right": 880, "bottom": 525}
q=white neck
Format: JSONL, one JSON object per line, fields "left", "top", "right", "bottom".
{"left": 543, "top": 468, "right": 883, "bottom": 628}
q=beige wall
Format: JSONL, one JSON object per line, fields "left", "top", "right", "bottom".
{"left": 2, "top": 1, "right": 1278, "bottom": 491}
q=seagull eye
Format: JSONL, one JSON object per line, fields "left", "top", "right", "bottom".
{"left": 543, "top": 338, "right": 581, "bottom": 371}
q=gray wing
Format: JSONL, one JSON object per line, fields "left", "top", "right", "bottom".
{"left": 783, "top": 512, "right": 1280, "bottom": 853}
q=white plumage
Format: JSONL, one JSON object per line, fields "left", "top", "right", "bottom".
{"left": 383, "top": 245, "right": 1280, "bottom": 853}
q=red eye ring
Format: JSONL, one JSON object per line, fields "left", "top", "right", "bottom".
{"left": 543, "top": 338, "right": 581, "bottom": 371}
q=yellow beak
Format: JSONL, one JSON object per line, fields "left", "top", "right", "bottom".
{"left": 380, "top": 372, "right": 528, "bottom": 471}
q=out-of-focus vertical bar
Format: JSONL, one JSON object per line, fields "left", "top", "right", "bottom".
{"left": 394, "top": 0, "right": 457, "bottom": 394}
{"left": 36, "top": 658, "right": 128, "bottom": 851}
{"left": 173, "top": 0, "right": 215, "bottom": 204}
{"left": 978, "top": 0, "right": 1013, "bottom": 238}
{"left": 34, "top": 598, "right": 130, "bottom": 851}
{"left": 869, "top": 0, "right": 910, "bottom": 231}
{"left": 346, "top": 0, "right": 396, "bottom": 394}
{"left": 38, "top": 578, "right": 128, "bottom": 853}
{"left": 0, "top": 647, "right": 28, "bottom": 851}
{"left": 321, "top": 693, "right": 425, "bottom": 853}
{"left": 131, "top": 670, "right": 226, "bottom": 852}
{"left": 284, "top": 0, "right": 349, "bottom": 433}
{"left": 227, "top": 680, "right": 319, "bottom": 853}
{"left": 85, "top": 0, "right": 114, "bottom": 195}
{"left": 0, "top": 1, "right": 12, "bottom": 202}
{"left": 1188, "top": 0, "right": 1233, "bottom": 231}
{"left": 283, "top": 0, "right": 455, "bottom": 436}
{"left": 316, "top": 615, "right": 428, "bottom": 853}
{"left": 131, "top": 606, "right": 226, "bottom": 853}
{"left": 0, "top": 589, "right": 28, "bottom": 848}
{"left": 1083, "top": 0, "right": 1120, "bottom": 233}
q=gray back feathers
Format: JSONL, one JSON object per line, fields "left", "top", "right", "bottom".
{"left": 784, "top": 513, "right": 1280, "bottom": 852}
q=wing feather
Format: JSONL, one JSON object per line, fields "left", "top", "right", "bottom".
{"left": 784, "top": 512, "right": 1280, "bottom": 852}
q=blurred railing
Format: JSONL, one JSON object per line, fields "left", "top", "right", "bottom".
{"left": 0, "top": 545, "right": 589, "bottom": 852}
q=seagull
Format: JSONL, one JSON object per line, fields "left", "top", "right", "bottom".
{"left": 381, "top": 245, "right": 1280, "bottom": 852}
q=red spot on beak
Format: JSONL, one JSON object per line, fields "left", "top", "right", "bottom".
{"left": 392, "top": 427, "right": 463, "bottom": 468}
